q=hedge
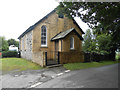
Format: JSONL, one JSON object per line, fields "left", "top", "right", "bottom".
{"left": 2, "top": 51, "right": 18, "bottom": 58}
{"left": 84, "top": 52, "right": 115, "bottom": 62}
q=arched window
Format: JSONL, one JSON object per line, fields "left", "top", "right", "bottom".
{"left": 41, "top": 25, "right": 47, "bottom": 46}
{"left": 70, "top": 37, "right": 74, "bottom": 49}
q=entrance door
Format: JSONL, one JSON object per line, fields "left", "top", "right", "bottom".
{"left": 45, "top": 40, "right": 59, "bottom": 66}
{"left": 55, "top": 40, "right": 59, "bottom": 61}
{"left": 55, "top": 40, "right": 59, "bottom": 52}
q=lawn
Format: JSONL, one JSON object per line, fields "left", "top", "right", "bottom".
{"left": 0, "top": 58, "right": 43, "bottom": 73}
{"left": 64, "top": 61, "right": 119, "bottom": 70}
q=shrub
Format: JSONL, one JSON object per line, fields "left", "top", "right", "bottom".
{"left": 84, "top": 52, "right": 114, "bottom": 62}
{"left": 2, "top": 51, "right": 18, "bottom": 58}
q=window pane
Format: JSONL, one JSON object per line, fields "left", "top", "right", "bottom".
{"left": 41, "top": 41, "right": 44, "bottom": 44}
{"left": 41, "top": 25, "right": 47, "bottom": 46}
{"left": 41, "top": 36, "right": 43, "bottom": 39}
{"left": 70, "top": 37, "right": 74, "bottom": 49}
{"left": 43, "top": 37, "right": 46, "bottom": 40}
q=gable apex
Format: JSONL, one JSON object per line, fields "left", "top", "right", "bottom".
{"left": 18, "top": 9, "right": 85, "bottom": 39}
{"left": 18, "top": 10, "right": 55, "bottom": 39}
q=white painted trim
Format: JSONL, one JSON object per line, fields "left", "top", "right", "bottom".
{"left": 70, "top": 37, "right": 74, "bottom": 49}
{"left": 41, "top": 25, "right": 47, "bottom": 47}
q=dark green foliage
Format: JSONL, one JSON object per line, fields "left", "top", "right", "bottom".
{"left": 57, "top": 2, "right": 120, "bottom": 51}
{"left": 84, "top": 52, "right": 115, "bottom": 62}
{"left": 2, "top": 51, "right": 17, "bottom": 58}
{"left": 7, "top": 39, "right": 19, "bottom": 47}
{"left": 0, "top": 36, "right": 9, "bottom": 51}
{"left": 83, "top": 29, "right": 114, "bottom": 56}
{"left": 96, "top": 34, "right": 112, "bottom": 53}
{"left": 82, "top": 29, "right": 97, "bottom": 52}
{"left": 83, "top": 29, "right": 93, "bottom": 52}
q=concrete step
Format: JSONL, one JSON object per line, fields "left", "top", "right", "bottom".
{"left": 46, "top": 64, "right": 63, "bottom": 68}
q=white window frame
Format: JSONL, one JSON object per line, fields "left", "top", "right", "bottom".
{"left": 41, "top": 25, "right": 47, "bottom": 47}
{"left": 70, "top": 37, "right": 74, "bottom": 49}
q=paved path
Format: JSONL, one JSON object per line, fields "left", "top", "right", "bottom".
{"left": 1, "top": 64, "right": 119, "bottom": 88}
{"left": 1, "top": 66, "right": 67, "bottom": 88}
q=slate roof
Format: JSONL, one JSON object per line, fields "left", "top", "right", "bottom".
{"left": 18, "top": 9, "right": 85, "bottom": 39}
{"left": 51, "top": 28, "right": 83, "bottom": 41}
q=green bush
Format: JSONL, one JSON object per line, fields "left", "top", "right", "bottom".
{"left": 116, "top": 52, "right": 120, "bottom": 61}
{"left": 2, "top": 51, "right": 17, "bottom": 58}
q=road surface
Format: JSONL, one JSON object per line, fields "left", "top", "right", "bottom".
{"left": 36, "top": 64, "right": 119, "bottom": 88}
{"left": 1, "top": 64, "right": 119, "bottom": 88}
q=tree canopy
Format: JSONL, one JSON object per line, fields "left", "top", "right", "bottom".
{"left": 7, "top": 39, "right": 19, "bottom": 47}
{"left": 0, "top": 36, "right": 9, "bottom": 51}
{"left": 57, "top": 2, "right": 120, "bottom": 51}
{"left": 82, "top": 29, "right": 113, "bottom": 55}
{"left": 82, "top": 29, "right": 93, "bottom": 52}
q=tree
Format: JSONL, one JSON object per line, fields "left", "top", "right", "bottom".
{"left": 96, "top": 34, "right": 112, "bottom": 54}
{"left": 57, "top": 2, "right": 120, "bottom": 48}
{"left": 7, "top": 39, "right": 19, "bottom": 47}
{"left": 57, "top": 2, "right": 120, "bottom": 60}
{"left": 0, "top": 37, "right": 2, "bottom": 51}
{"left": 0, "top": 36, "right": 9, "bottom": 51}
{"left": 83, "top": 29, "right": 93, "bottom": 52}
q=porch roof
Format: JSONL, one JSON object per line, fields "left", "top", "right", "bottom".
{"left": 51, "top": 28, "right": 83, "bottom": 41}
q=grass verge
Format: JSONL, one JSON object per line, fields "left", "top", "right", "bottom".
{"left": 64, "top": 61, "right": 119, "bottom": 70}
{"left": 0, "top": 58, "right": 43, "bottom": 73}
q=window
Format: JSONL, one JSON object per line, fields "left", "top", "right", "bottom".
{"left": 41, "top": 25, "right": 47, "bottom": 47}
{"left": 58, "top": 13, "right": 64, "bottom": 18}
{"left": 70, "top": 37, "right": 74, "bottom": 49}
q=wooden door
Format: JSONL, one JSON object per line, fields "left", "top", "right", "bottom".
{"left": 55, "top": 40, "right": 59, "bottom": 52}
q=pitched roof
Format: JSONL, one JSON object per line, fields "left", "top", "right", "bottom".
{"left": 18, "top": 9, "right": 85, "bottom": 39}
{"left": 72, "top": 19, "right": 85, "bottom": 34}
{"left": 51, "top": 28, "right": 83, "bottom": 41}
{"left": 18, "top": 10, "right": 56, "bottom": 39}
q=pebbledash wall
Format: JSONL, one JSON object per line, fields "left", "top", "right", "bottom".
{"left": 19, "top": 30, "right": 45, "bottom": 67}
{"left": 20, "top": 31, "right": 33, "bottom": 60}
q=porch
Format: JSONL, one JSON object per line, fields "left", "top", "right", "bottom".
{"left": 32, "top": 51, "right": 84, "bottom": 67}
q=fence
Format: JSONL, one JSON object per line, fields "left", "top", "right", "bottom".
{"left": 45, "top": 51, "right": 60, "bottom": 66}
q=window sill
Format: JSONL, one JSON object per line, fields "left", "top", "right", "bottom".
{"left": 41, "top": 46, "right": 48, "bottom": 48}
{"left": 70, "top": 48, "right": 75, "bottom": 50}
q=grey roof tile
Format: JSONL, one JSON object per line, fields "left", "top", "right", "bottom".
{"left": 51, "top": 28, "right": 83, "bottom": 41}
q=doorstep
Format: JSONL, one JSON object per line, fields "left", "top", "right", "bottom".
{"left": 46, "top": 64, "right": 63, "bottom": 68}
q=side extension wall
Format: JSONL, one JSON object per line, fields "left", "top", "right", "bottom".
{"left": 59, "top": 51, "right": 84, "bottom": 64}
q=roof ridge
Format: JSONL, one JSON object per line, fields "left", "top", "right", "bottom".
{"left": 18, "top": 9, "right": 56, "bottom": 39}
{"left": 18, "top": 9, "right": 85, "bottom": 39}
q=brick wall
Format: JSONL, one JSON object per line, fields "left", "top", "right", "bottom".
{"left": 59, "top": 51, "right": 84, "bottom": 64}
{"left": 32, "top": 51, "right": 45, "bottom": 67}
{"left": 19, "top": 11, "right": 84, "bottom": 66}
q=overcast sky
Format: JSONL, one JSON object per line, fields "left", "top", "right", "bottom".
{"left": 0, "top": 0, "right": 89, "bottom": 41}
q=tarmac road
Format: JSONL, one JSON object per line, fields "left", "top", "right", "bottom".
{"left": 36, "top": 64, "right": 119, "bottom": 88}
{"left": 1, "top": 64, "right": 119, "bottom": 88}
